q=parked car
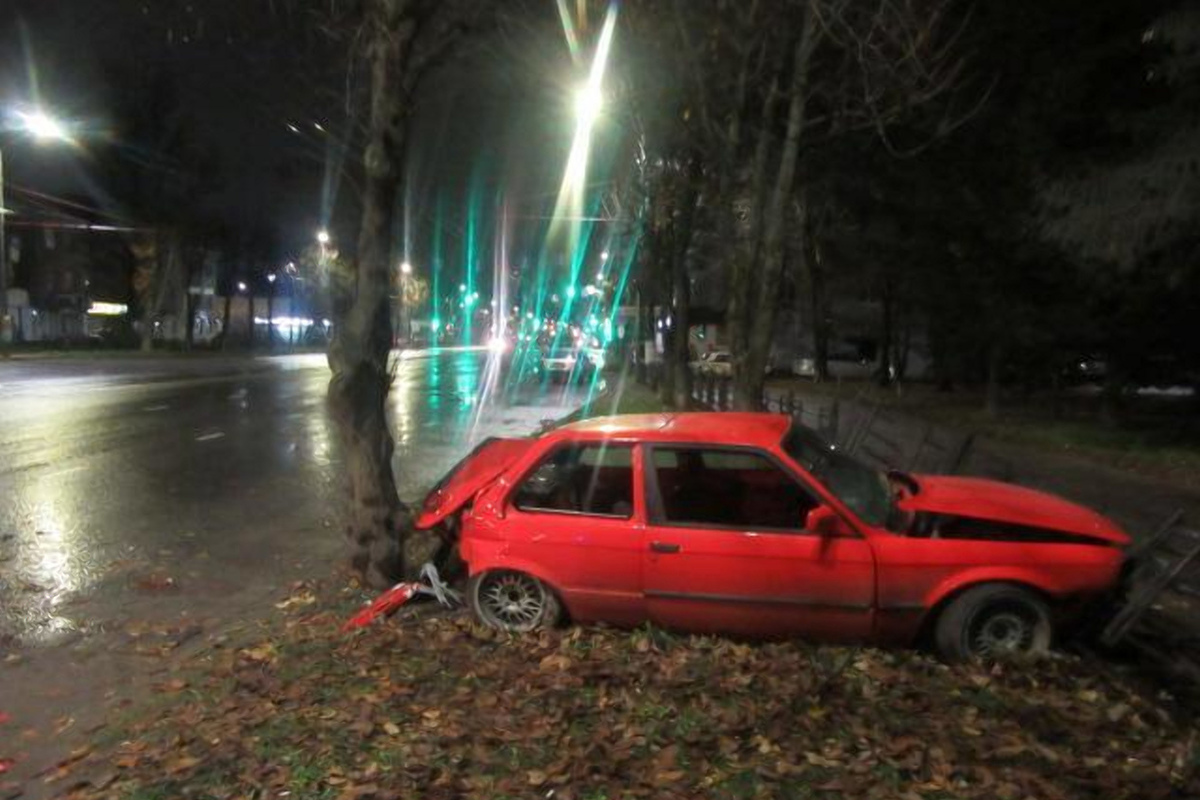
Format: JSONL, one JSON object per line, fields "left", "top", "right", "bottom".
{"left": 416, "top": 412, "right": 1129, "bottom": 660}
{"left": 700, "top": 351, "right": 733, "bottom": 378}
{"left": 539, "top": 346, "right": 596, "bottom": 383}
{"left": 693, "top": 351, "right": 768, "bottom": 378}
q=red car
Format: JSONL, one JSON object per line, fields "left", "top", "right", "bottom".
{"left": 416, "top": 413, "right": 1130, "bottom": 659}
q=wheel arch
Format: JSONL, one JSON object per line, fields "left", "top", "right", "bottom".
{"left": 467, "top": 560, "right": 574, "bottom": 622}
{"left": 915, "top": 574, "right": 1057, "bottom": 646}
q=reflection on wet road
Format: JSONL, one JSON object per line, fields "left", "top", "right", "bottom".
{"left": 0, "top": 350, "right": 586, "bottom": 645}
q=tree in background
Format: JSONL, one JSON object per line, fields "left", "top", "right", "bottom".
{"left": 1041, "top": 1, "right": 1200, "bottom": 415}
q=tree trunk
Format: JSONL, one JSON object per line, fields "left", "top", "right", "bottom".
{"left": 726, "top": 72, "right": 782, "bottom": 397}
{"left": 670, "top": 158, "right": 701, "bottom": 410}
{"left": 221, "top": 289, "right": 232, "bottom": 352}
{"left": 1099, "top": 359, "right": 1126, "bottom": 427}
{"left": 735, "top": 14, "right": 816, "bottom": 410}
{"left": 326, "top": 0, "right": 414, "bottom": 588}
{"left": 985, "top": 339, "right": 1003, "bottom": 418}
{"left": 808, "top": 236, "right": 830, "bottom": 382}
{"left": 876, "top": 277, "right": 894, "bottom": 386}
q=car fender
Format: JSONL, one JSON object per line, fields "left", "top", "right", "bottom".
{"left": 923, "top": 567, "right": 1059, "bottom": 614}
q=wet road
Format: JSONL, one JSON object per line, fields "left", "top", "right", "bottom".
{"left": 0, "top": 350, "right": 587, "bottom": 647}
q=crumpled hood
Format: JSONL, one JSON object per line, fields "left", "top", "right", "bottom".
{"left": 415, "top": 437, "right": 535, "bottom": 530}
{"left": 898, "top": 475, "right": 1130, "bottom": 546}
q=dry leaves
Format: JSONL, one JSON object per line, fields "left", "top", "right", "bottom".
{"left": 56, "top": 585, "right": 1200, "bottom": 800}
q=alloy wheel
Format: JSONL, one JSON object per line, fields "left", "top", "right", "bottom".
{"left": 476, "top": 571, "right": 548, "bottom": 632}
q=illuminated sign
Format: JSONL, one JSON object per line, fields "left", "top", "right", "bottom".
{"left": 87, "top": 301, "right": 129, "bottom": 316}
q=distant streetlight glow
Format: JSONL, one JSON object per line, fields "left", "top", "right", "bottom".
{"left": 316, "top": 230, "right": 330, "bottom": 245}
{"left": 267, "top": 273, "right": 276, "bottom": 284}
{"left": 574, "top": 84, "right": 604, "bottom": 127}
{"left": 16, "top": 110, "right": 71, "bottom": 143}
{"left": 237, "top": 281, "right": 248, "bottom": 292}
{"left": 600, "top": 250, "right": 610, "bottom": 261}
{"left": 400, "top": 261, "right": 413, "bottom": 275}
{"left": 2, "top": 105, "right": 73, "bottom": 343}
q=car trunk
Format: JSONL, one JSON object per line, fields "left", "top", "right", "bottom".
{"left": 414, "top": 437, "right": 536, "bottom": 529}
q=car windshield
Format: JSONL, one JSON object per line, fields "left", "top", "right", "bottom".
{"left": 782, "top": 424, "right": 891, "bottom": 527}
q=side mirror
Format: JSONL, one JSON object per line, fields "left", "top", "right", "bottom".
{"left": 805, "top": 505, "right": 841, "bottom": 536}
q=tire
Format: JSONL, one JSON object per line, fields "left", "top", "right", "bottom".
{"left": 934, "top": 583, "right": 1053, "bottom": 661}
{"left": 468, "top": 570, "right": 564, "bottom": 633}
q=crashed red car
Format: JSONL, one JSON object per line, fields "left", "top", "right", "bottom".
{"left": 416, "top": 412, "right": 1129, "bottom": 659}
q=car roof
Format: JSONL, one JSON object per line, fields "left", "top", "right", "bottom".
{"left": 552, "top": 412, "right": 792, "bottom": 446}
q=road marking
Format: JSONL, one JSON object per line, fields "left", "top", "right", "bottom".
{"left": 143, "top": 404, "right": 170, "bottom": 412}
{"left": 195, "top": 432, "right": 226, "bottom": 442}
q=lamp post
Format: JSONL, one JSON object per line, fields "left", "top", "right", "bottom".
{"left": 237, "top": 280, "right": 252, "bottom": 348}
{"left": 1, "top": 109, "right": 72, "bottom": 345}
{"left": 266, "top": 272, "right": 277, "bottom": 349}
{"left": 399, "top": 261, "right": 412, "bottom": 346}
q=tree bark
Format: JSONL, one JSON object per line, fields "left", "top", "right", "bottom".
{"left": 877, "top": 275, "right": 895, "bottom": 386}
{"left": 326, "top": 0, "right": 415, "bottom": 588}
{"left": 726, "top": 72, "right": 780, "bottom": 390}
{"left": 808, "top": 235, "right": 830, "bottom": 382}
{"left": 985, "top": 339, "right": 1003, "bottom": 418}
{"left": 670, "top": 158, "right": 702, "bottom": 409}
{"left": 221, "top": 287, "right": 232, "bottom": 352}
{"left": 735, "top": 11, "right": 816, "bottom": 410}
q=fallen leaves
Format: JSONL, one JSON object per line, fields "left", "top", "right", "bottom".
{"left": 54, "top": 585, "right": 1200, "bottom": 800}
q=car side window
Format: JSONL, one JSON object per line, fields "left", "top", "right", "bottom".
{"left": 514, "top": 443, "right": 634, "bottom": 518}
{"left": 651, "top": 447, "right": 818, "bottom": 530}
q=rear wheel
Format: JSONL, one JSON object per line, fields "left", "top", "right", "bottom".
{"left": 468, "top": 570, "right": 563, "bottom": 632}
{"left": 935, "top": 584, "right": 1052, "bottom": 661}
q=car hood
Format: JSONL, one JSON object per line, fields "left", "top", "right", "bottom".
{"left": 415, "top": 437, "right": 535, "bottom": 529}
{"left": 899, "top": 475, "right": 1130, "bottom": 545}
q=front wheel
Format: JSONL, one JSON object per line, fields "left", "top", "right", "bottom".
{"left": 468, "top": 570, "right": 563, "bottom": 632}
{"left": 934, "top": 584, "right": 1053, "bottom": 661}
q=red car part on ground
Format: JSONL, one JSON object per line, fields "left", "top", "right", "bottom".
{"left": 417, "top": 413, "right": 1130, "bottom": 659}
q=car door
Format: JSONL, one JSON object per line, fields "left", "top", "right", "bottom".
{"left": 498, "top": 441, "right": 646, "bottom": 626}
{"left": 642, "top": 445, "right": 876, "bottom": 641}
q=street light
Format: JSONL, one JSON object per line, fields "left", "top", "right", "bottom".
{"left": 15, "top": 111, "right": 71, "bottom": 143}
{"left": 316, "top": 230, "right": 331, "bottom": 245}
{"left": 1, "top": 107, "right": 72, "bottom": 344}
{"left": 237, "top": 281, "right": 247, "bottom": 293}
{"left": 574, "top": 83, "right": 604, "bottom": 127}
{"left": 266, "top": 273, "right": 277, "bottom": 348}
{"left": 398, "top": 261, "right": 413, "bottom": 346}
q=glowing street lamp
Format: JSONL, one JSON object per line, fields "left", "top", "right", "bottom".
{"left": 400, "top": 261, "right": 413, "bottom": 275}
{"left": 1, "top": 107, "right": 73, "bottom": 343}
{"left": 574, "top": 83, "right": 604, "bottom": 127}
{"left": 316, "top": 230, "right": 331, "bottom": 245}
{"left": 16, "top": 110, "right": 71, "bottom": 143}
{"left": 237, "top": 281, "right": 248, "bottom": 293}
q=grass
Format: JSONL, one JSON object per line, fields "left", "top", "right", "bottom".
{"left": 55, "top": 582, "right": 1200, "bottom": 800}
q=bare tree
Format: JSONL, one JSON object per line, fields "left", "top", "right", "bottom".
{"left": 326, "top": 0, "right": 477, "bottom": 587}
{"left": 724, "top": 0, "right": 978, "bottom": 409}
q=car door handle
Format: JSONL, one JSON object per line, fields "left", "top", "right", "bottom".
{"left": 650, "top": 541, "right": 681, "bottom": 554}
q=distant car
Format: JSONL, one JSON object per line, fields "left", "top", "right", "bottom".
{"left": 700, "top": 351, "right": 733, "bottom": 378}
{"left": 416, "top": 412, "right": 1130, "bottom": 660}
{"left": 539, "top": 346, "right": 595, "bottom": 383}
{"left": 1062, "top": 355, "right": 1108, "bottom": 386}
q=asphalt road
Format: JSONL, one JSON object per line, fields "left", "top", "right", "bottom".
{"left": 0, "top": 350, "right": 587, "bottom": 647}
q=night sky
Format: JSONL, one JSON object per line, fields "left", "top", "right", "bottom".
{"left": 0, "top": 0, "right": 583, "bottom": 273}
